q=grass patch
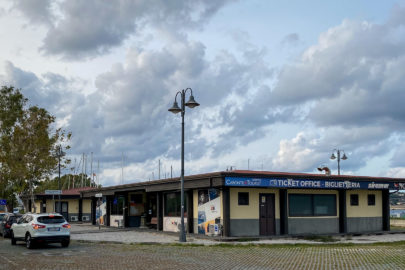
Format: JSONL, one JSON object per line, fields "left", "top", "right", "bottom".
{"left": 301, "top": 235, "right": 340, "bottom": 242}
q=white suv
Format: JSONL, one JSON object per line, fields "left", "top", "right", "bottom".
{"left": 11, "top": 213, "right": 71, "bottom": 249}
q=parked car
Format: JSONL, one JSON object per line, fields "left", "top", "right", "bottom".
{"left": 10, "top": 213, "right": 71, "bottom": 249}
{"left": 0, "top": 213, "right": 22, "bottom": 238}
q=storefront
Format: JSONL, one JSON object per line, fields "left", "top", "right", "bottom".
{"left": 81, "top": 171, "right": 405, "bottom": 237}
{"left": 26, "top": 187, "right": 95, "bottom": 222}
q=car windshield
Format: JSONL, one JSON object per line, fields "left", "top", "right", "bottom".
{"left": 0, "top": 215, "right": 5, "bottom": 221}
{"left": 9, "top": 215, "right": 21, "bottom": 222}
{"left": 37, "top": 216, "right": 65, "bottom": 224}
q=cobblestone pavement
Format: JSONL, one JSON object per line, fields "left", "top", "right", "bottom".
{"left": 69, "top": 224, "right": 405, "bottom": 245}
{"left": 1, "top": 236, "right": 405, "bottom": 269}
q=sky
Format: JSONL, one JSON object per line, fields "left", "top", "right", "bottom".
{"left": 1, "top": 0, "right": 405, "bottom": 187}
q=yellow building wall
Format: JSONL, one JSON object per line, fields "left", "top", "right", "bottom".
{"left": 83, "top": 199, "right": 92, "bottom": 213}
{"left": 46, "top": 200, "right": 54, "bottom": 212}
{"left": 32, "top": 201, "right": 41, "bottom": 213}
{"left": 193, "top": 190, "right": 198, "bottom": 219}
{"left": 346, "top": 190, "right": 382, "bottom": 218}
{"left": 287, "top": 189, "right": 340, "bottom": 218}
{"left": 35, "top": 198, "right": 92, "bottom": 214}
{"left": 230, "top": 188, "right": 280, "bottom": 219}
{"left": 68, "top": 199, "right": 79, "bottom": 214}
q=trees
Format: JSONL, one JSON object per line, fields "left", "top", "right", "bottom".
{"left": 34, "top": 173, "right": 96, "bottom": 194}
{"left": 0, "top": 86, "right": 70, "bottom": 212}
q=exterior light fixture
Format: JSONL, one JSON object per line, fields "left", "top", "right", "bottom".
{"left": 168, "top": 88, "right": 199, "bottom": 243}
{"left": 330, "top": 149, "right": 348, "bottom": 175}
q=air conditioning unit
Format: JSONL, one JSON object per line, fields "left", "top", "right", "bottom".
{"left": 70, "top": 216, "right": 78, "bottom": 222}
{"left": 82, "top": 216, "right": 90, "bottom": 221}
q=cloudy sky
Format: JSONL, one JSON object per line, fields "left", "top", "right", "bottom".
{"left": 1, "top": 0, "right": 405, "bottom": 186}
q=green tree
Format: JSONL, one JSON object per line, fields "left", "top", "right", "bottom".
{"left": 0, "top": 86, "right": 70, "bottom": 212}
{"left": 0, "top": 86, "right": 26, "bottom": 210}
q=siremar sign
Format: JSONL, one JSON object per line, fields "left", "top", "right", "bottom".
{"left": 225, "top": 177, "right": 405, "bottom": 190}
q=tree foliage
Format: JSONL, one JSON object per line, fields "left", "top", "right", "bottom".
{"left": 34, "top": 173, "right": 98, "bottom": 194}
{"left": 0, "top": 86, "right": 71, "bottom": 212}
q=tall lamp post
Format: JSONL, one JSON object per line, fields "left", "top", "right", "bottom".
{"left": 330, "top": 149, "right": 347, "bottom": 175}
{"left": 168, "top": 88, "right": 199, "bottom": 242}
{"left": 57, "top": 145, "right": 65, "bottom": 214}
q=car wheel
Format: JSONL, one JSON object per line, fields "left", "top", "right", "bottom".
{"left": 26, "top": 234, "right": 34, "bottom": 249}
{"left": 61, "top": 240, "right": 70, "bottom": 248}
{"left": 11, "top": 232, "right": 16, "bottom": 245}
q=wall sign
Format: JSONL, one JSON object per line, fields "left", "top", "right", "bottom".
{"left": 225, "top": 177, "right": 405, "bottom": 190}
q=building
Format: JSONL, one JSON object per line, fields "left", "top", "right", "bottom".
{"left": 80, "top": 170, "right": 405, "bottom": 236}
{"left": 25, "top": 187, "right": 95, "bottom": 222}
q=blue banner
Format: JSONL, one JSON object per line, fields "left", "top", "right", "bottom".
{"left": 225, "top": 177, "right": 405, "bottom": 190}
{"left": 0, "top": 199, "right": 6, "bottom": 205}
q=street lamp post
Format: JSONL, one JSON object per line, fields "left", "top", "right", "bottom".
{"left": 57, "top": 145, "right": 65, "bottom": 214}
{"left": 330, "top": 149, "right": 348, "bottom": 175}
{"left": 168, "top": 88, "right": 199, "bottom": 242}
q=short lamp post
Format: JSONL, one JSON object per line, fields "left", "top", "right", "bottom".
{"left": 57, "top": 145, "right": 65, "bottom": 214}
{"left": 330, "top": 149, "right": 347, "bottom": 175}
{"left": 168, "top": 88, "right": 200, "bottom": 242}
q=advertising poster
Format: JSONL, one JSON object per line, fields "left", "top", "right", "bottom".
{"left": 163, "top": 217, "right": 188, "bottom": 232}
{"left": 197, "top": 189, "right": 221, "bottom": 235}
{"left": 96, "top": 197, "right": 107, "bottom": 225}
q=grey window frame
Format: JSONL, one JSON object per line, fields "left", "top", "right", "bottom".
{"left": 288, "top": 194, "right": 337, "bottom": 217}
{"left": 350, "top": 194, "right": 359, "bottom": 206}
{"left": 238, "top": 192, "right": 249, "bottom": 206}
{"left": 368, "top": 194, "right": 375, "bottom": 206}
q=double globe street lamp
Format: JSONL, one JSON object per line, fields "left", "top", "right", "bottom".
{"left": 330, "top": 149, "right": 347, "bottom": 175}
{"left": 168, "top": 88, "right": 200, "bottom": 242}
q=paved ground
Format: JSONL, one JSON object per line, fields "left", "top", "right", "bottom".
{"left": 1, "top": 224, "right": 405, "bottom": 269}
{"left": 70, "top": 223, "right": 405, "bottom": 245}
{"left": 1, "top": 236, "right": 405, "bottom": 269}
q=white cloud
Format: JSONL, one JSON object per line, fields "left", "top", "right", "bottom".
{"left": 272, "top": 132, "right": 324, "bottom": 172}
{"left": 386, "top": 167, "right": 405, "bottom": 178}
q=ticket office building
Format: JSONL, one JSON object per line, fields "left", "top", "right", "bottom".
{"left": 81, "top": 171, "right": 405, "bottom": 237}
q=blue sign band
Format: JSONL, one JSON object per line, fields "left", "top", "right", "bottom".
{"left": 225, "top": 177, "right": 405, "bottom": 190}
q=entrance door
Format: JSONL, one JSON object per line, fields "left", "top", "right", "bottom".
{"left": 259, "top": 194, "right": 275, "bottom": 236}
{"left": 55, "top": 202, "right": 69, "bottom": 220}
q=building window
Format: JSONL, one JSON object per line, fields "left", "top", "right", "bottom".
{"left": 164, "top": 192, "right": 187, "bottom": 217}
{"left": 350, "top": 194, "right": 359, "bottom": 206}
{"left": 111, "top": 195, "right": 125, "bottom": 215}
{"left": 289, "top": 194, "right": 336, "bottom": 217}
{"left": 368, "top": 194, "right": 375, "bottom": 206}
{"left": 238, "top": 192, "right": 249, "bottom": 205}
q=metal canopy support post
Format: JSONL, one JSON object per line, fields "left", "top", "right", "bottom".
{"left": 123, "top": 193, "right": 129, "bottom": 228}
{"left": 78, "top": 198, "right": 83, "bottom": 222}
{"left": 187, "top": 191, "right": 193, "bottom": 233}
{"left": 382, "top": 189, "right": 390, "bottom": 231}
{"left": 106, "top": 196, "right": 111, "bottom": 226}
{"left": 157, "top": 192, "right": 163, "bottom": 231}
{"left": 222, "top": 187, "right": 230, "bottom": 237}
{"left": 339, "top": 189, "right": 347, "bottom": 233}
{"left": 279, "top": 189, "right": 288, "bottom": 235}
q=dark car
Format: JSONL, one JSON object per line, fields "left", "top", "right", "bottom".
{"left": 0, "top": 213, "right": 22, "bottom": 238}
